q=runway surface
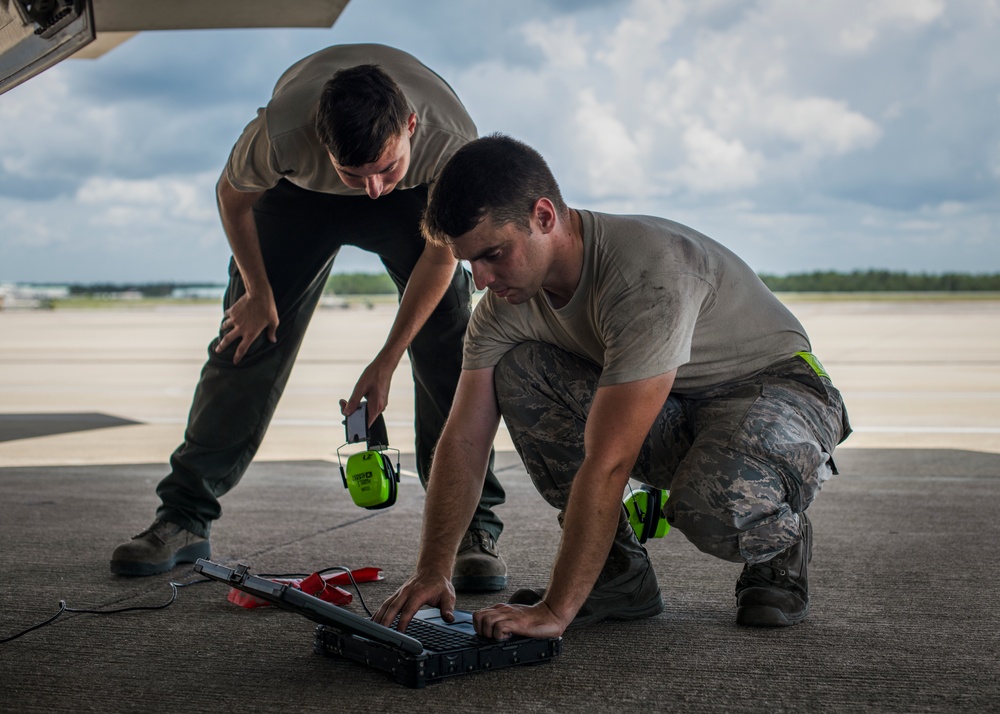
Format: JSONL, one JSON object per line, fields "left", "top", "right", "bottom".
{"left": 1, "top": 298, "right": 998, "bottom": 711}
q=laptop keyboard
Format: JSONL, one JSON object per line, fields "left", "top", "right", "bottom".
{"left": 392, "top": 616, "right": 480, "bottom": 651}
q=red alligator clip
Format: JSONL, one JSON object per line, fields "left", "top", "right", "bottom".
{"left": 226, "top": 567, "right": 383, "bottom": 609}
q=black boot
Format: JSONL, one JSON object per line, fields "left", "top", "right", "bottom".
{"left": 509, "top": 510, "right": 663, "bottom": 628}
{"left": 735, "top": 511, "right": 812, "bottom": 627}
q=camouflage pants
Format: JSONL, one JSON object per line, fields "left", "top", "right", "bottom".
{"left": 494, "top": 342, "right": 851, "bottom": 565}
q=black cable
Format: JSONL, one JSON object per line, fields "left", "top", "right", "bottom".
{"left": 1, "top": 563, "right": 378, "bottom": 644}
{"left": 0, "top": 601, "right": 67, "bottom": 644}
{"left": 317, "top": 566, "right": 374, "bottom": 617}
{"left": 0, "top": 579, "right": 209, "bottom": 644}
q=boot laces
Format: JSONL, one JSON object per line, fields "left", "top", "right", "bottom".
{"left": 736, "top": 555, "right": 789, "bottom": 593}
{"left": 133, "top": 519, "right": 179, "bottom": 544}
{"left": 458, "top": 529, "right": 497, "bottom": 557}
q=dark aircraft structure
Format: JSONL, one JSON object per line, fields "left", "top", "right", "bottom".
{"left": 0, "top": 0, "right": 351, "bottom": 95}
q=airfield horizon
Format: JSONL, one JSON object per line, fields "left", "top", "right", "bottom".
{"left": 1, "top": 297, "right": 998, "bottom": 470}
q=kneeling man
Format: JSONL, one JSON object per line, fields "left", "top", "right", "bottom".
{"left": 376, "top": 134, "right": 851, "bottom": 638}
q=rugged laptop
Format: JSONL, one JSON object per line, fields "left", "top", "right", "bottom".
{"left": 194, "top": 559, "right": 562, "bottom": 688}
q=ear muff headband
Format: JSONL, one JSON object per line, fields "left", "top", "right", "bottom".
{"left": 379, "top": 455, "right": 398, "bottom": 509}
{"left": 640, "top": 487, "right": 660, "bottom": 544}
{"left": 623, "top": 485, "right": 670, "bottom": 542}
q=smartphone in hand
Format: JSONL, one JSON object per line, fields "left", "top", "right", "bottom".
{"left": 345, "top": 401, "right": 367, "bottom": 444}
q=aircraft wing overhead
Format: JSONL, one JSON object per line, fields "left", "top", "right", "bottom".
{"left": 89, "top": 0, "right": 351, "bottom": 31}
{"left": 0, "top": 0, "right": 97, "bottom": 96}
{"left": 0, "top": 0, "right": 351, "bottom": 96}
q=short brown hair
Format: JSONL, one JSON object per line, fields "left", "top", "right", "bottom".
{"left": 315, "top": 64, "right": 410, "bottom": 167}
{"left": 422, "top": 133, "right": 567, "bottom": 246}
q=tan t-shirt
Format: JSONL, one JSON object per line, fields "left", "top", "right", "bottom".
{"left": 464, "top": 210, "right": 810, "bottom": 393}
{"left": 225, "top": 44, "right": 477, "bottom": 194}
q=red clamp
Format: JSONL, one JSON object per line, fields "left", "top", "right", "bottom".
{"left": 226, "top": 567, "right": 383, "bottom": 609}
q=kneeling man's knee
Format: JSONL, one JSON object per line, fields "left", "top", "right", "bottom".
{"left": 664, "top": 463, "right": 802, "bottom": 565}
{"left": 494, "top": 342, "right": 547, "bottom": 407}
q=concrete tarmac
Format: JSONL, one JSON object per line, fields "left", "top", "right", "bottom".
{"left": 1, "top": 298, "right": 998, "bottom": 712}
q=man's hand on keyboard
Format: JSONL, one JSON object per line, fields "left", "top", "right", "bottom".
{"left": 374, "top": 570, "right": 455, "bottom": 634}
{"left": 473, "top": 601, "right": 567, "bottom": 641}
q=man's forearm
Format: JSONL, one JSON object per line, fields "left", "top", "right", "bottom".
{"left": 216, "top": 174, "right": 268, "bottom": 294}
{"left": 537, "top": 373, "right": 675, "bottom": 625}
{"left": 415, "top": 435, "right": 490, "bottom": 576}
{"left": 542, "top": 458, "right": 630, "bottom": 623}
{"left": 377, "top": 244, "right": 457, "bottom": 367}
{"left": 371, "top": 367, "right": 500, "bottom": 630}
{"left": 343, "top": 244, "right": 459, "bottom": 420}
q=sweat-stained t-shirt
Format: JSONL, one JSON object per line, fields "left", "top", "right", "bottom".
{"left": 225, "top": 44, "right": 477, "bottom": 195}
{"left": 463, "top": 210, "right": 810, "bottom": 393}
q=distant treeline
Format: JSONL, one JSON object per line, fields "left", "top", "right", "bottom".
{"left": 330, "top": 270, "right": 1000, "bottom": 294}
{"left": 758, "top": 270, "right": 1000, "bottom": 292}
{"left": 324, "top": 273, "right": 397, "bottom": 295}
{"left": 49, "top": 271, "right": 1000, "bottom": 297}
{"left": 57, "top": 276, "right": 399, "bottom": 297}
{"left": 66, "top": 283, "right": 222, "bottom": 297}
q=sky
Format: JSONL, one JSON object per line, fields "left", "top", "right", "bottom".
{"left": 1, "top": 0, "right": 998, "bottom": 283}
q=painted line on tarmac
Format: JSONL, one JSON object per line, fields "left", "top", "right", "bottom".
{"left": 853, "top": 426, "right": 1000, "bottom": 434}
{"left": 131, "top": 417, "right": 999, "bottom": 434}
{"left": 135, "top": 417, "right": 415, "bottom": 428}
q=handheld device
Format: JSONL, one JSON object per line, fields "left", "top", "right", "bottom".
{"left": 345, "top": 403, "right": 367, "bottom": 444}
{"left": 338, "top": 401, "right": 399, "bottom": 509}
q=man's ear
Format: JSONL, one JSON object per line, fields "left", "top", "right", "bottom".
{"left": 532, "top": 197, "right": 559, "bottom": 234}
{"left": 407, "top": 112, "right": 417, "bottom": 137}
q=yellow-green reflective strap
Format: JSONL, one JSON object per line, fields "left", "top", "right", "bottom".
{"left": 795, "top": 351, "right": 829, "bottom": 379}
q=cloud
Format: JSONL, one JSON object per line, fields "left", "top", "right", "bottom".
{"left": 761, "top": 96, "right": 881, "bottom": 156}
{"left": 446, "top": 0, "right": 997, "bottom": 271}
{"left": 449, "top": 0, "right": 890, "bottom": 203}
{"left": 522, "top": 19, "right": 589, "bottom": 70}
{"left": 573, "top": 88, "right": 645, "bottom": 198}
{"left": 595, "top": 0, "right": 686, "bottom": 77}
{"left": 0, "top": 46, "right": 247, "bottom": 200}
{"left": 76, "top": 173, "right": 218, "bottom": 230}
{"left": 834, "top": 0, "right": 945, "bottom": 52}
{"left": 0, "top": 171, "right": 227, "bottom": 282}
{"left": 669, "top": 122, "right": 762, "bottom": 193}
